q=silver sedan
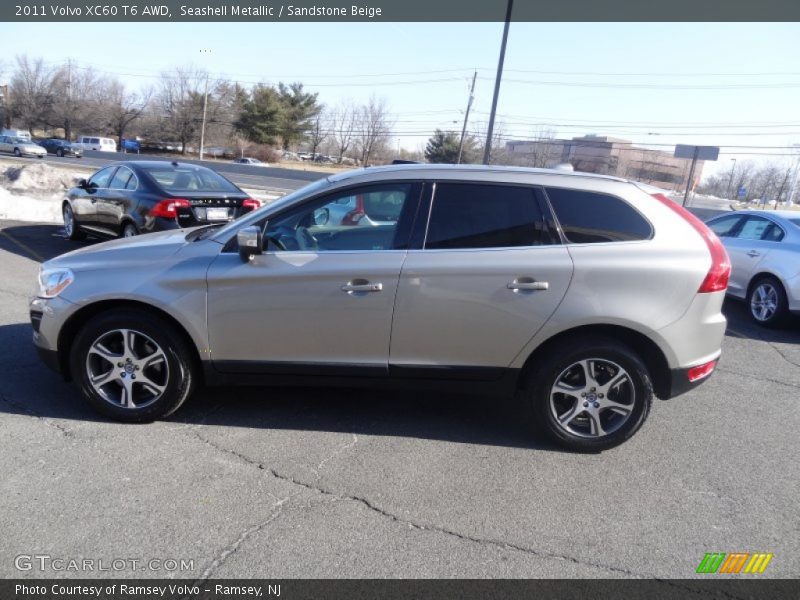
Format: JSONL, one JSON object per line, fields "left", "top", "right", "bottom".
{"left": 0, "top": 135, "right": 47, "bottom": 158}
{"left": 706, "top": 209, "right": 800, "bottom": 326}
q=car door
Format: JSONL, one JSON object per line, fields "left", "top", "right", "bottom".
{"left": 97, "top": 166, "right": 137, "bottom": 234}
{"left": 707, "top": 214, "right": 747, "bottom": 295}
{"left": 389, "top": 182, "right": 573, "bottom": 379}
{"left": 71, "top": 166, "right": 116, "bottom": 231}
{"left": 206, "top": 181, "right": 423, "bottom": 375}
{"left": 723, "top": 216, "right": 782, "bottom": 296}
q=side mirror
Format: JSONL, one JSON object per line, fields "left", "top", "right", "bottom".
{"left": 237, "top": 226, "right": 263, "bottom": 262}
{"left": 77, "top": 178, "right": 87, "bottom": 189}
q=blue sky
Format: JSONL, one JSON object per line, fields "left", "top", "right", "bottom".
{"left": 2, "top": 21, "right": 800, "bottom": 175}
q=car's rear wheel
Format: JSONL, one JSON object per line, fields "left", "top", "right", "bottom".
{"left": 122, "top": 222, "right": 139, "bottom": 238}
{"left": 57, "top": 149, "right": 64, "bottom": 157}
{"left": 748, "top": 276, "right": 789, "bottom": 327}
{"left": 521, "top": 336, "right": 653, "bottom": 452}
{"left": 63, "top": 203, "right": 86, "bottom": 240}
{"left": 70, "top": 309, "right": 197, "bottom": 422}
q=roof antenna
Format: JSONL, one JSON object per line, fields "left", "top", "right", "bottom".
{"left": 171, "top": 161, "right": 179, "bottom": 167}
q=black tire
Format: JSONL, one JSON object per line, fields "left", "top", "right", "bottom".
{"left": 121, "top": 222, "right": 139, "bottom": 238}
{"left": 70, "top": 309, "right": 197, "bottom": 422}
{"left": 520, "top": 336, "right": 653, "bottom": 452}
{"left": 62, "top": 203, "right": 86, "bottom": 241}
{"left": 57, "top": 149, "right": 64, "bottom": 157}
{"left": 748, "top": 275, "right": 789, "bottom": 328}
{"left": 14, "top": 148, "right": 21, "bottom": 157}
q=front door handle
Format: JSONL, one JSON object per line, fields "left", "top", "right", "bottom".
{"left": 341, "top": 279, "right": 383, "bottom": 293}
{"left": 746, "top": 250, "right": 761, "bottom": 257}
{"left": 507, "top": 278, "right": 549, "bottom": 291}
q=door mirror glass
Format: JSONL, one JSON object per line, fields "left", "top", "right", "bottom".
{"left": 237, "top": 226, "right": 263, "bottom": 262}
{"left": 313, "top": 207, "right": 330, "bottom": 226}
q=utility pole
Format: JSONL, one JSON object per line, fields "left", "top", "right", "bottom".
{"left": 482, "top": 0, "right": 513, "bottom": 165}
{"left": 198, "top": 48, "right": 211, "bottom": 161}
{"left": 457, "top": 71, "right": 477, "bottom": 164}
{"left": 787, "top": 144, "right": 800, "bottom": 206}
{"left": 725, "top": 158, "right": 737, "bottom": 200}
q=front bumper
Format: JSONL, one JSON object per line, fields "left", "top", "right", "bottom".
{"left": 30, "top": 296, "right": 78, "bottom": 379}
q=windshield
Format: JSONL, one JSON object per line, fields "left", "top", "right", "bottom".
{"left": 141, "top": 164, "right": 241, "bottom": 193}
{"left": 11, "top": 137, "right": 29, "bottom": 144}
{"left": 210, "top": 177, "right": 330, "bottom": 241}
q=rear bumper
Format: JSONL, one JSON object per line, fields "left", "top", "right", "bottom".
{"left": 666, "top": 363, "right": 717, "bottom": 399}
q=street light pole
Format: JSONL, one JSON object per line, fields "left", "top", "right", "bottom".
{"left": 482, "top": 0, "right": 513, "bottom": 165}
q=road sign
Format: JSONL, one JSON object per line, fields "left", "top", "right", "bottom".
{"left": 738, "top": 186, "right": 747, "bottom": 199}
{"left": 674, "top": 145, "right": 720, "bottom": 161}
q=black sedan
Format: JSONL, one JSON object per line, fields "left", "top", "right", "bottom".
{"left": 38, "top": 138, "right": 83, "bottom": 157}
{"left": 63, "top": 161, "right": 261, "bottom": 240}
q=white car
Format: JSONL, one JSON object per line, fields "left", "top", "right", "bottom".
{"left": 0, "top": 136, "right": 46, "bottom": 158}
{"left": 706, "top": 210, "right": 800, "bottom": 326}
{"left": 232, "top": 157, "right": 269, "bottom": 167}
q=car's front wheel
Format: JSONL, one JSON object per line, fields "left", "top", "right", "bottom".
{"left": 71, "top": 309, "right": 197, "bottom": 422}
{"left": 521, "top": 336, "right": 653, "bottom": 452}
{"left": 14, "top": 148, "right": 21, "bottom": 157}
{"left": 57, "top": 149, "right": 64, "bottom": 157}
{"left": 748, "top": 276, "right": 789, "bottom": 327}
{"left": 63, "top": 203, "right": 86, "bottom": 240}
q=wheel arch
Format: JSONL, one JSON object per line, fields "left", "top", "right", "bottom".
{"left": 747, "top": 271, "right": 786, "bottom": 296}
{"left": 57, "top": 300, "right": 204, "bottom": 384}
{"left": 517, "top": 324, "right": 671, "bottom": 400}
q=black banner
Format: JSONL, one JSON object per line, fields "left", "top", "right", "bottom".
{"left": 4, "top": 0, "right": 800, "bottom": 22}
{"left": 2, "top": 579, "right": 799, "bottom": 600}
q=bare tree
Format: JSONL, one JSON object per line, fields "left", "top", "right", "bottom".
{"left": 330, "top": 101, "right": 357, "bottom": 163}
{"left": 102, "top": 80, "right": 152, "bottom": 150}
{"left": 354, "top": 96, "right": 393, "bottom": 165}
{"left": 307, "top": 109, "right": 328, "bottom": 157}
{"left": 9, "top": 55, "right": 57, "bottom": 133}
{"left": 157, "top": 66, "right": 207, "bottom": 154}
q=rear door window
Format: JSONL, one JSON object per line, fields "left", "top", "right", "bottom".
{"left": 425, "top": 183, "right": 550, "bottom": 249}
{"left": 736, "top": 216, "right": 775, "bottom": 241}
{"left": 545, "top": 187, "right": 652, "bottom": 243}
{"left": 707, "top": 214, "right": 744, "bottom": 237}
{"left": 109, "top": 167, "right": 134, "bottom": 190}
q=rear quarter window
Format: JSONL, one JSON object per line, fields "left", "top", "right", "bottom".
{"left": 545, "top": 187, "right": 652, "bottom": 243}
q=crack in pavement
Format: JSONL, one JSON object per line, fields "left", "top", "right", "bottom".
{"left": 0, "top": 391, "right": 75, "bottom": 437}
{"left": 187, "top": 428, "right": 653, "bottom": 578}
{"left": 716, "top": 367, "right": 800, "bottom": 390}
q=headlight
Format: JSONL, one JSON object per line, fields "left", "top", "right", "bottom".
{"left": 37, "top": 268, "right": 74, "bottom": 298}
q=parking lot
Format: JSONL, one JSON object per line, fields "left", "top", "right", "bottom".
{"left": 0, "top": 218, "right": 798, "bottom": 579}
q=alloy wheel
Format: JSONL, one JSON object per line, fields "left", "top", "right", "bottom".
{"left": 63, "top": 206, "right": 74, "bottom": 237}
{"left": 549, "top": 358, "right": 635, "bottom": 438}
{"left": 85, "top": 329, "right": 169, "bottom": 409}
{"left": 750, "top": 283, "right": 778, "bottom": 322}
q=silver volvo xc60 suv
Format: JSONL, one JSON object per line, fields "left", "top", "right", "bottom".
{"left": 31, "top": 165, "right": 730, "bottom": 451}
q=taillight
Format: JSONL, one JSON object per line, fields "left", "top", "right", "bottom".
{"left": 149, "top": 198, "right": 190, "bottom": 219}
{"left": 650, "top": 193, "right": 730, "bottom": 293}
{"left": 242, "top": 198, "right": 261, "bottom": 212}
{"left": 688, "top": 360, "right": 717, "bottom": 382}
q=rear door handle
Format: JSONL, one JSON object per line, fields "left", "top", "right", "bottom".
{"left": 341, "top": 280, "right": 383, "bottom": 293}
{"left": 507, "top": 278, "right": 549, "bottom": 291}
{"left": 746, "top": 250, "right": 760, "bottom": 257}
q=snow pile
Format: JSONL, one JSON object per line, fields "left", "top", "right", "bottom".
{"left": 2, "top": 162, "right": 80, "bottom": 193}
{"left": 0, "top": 187, "right": 62, "bottom": 224}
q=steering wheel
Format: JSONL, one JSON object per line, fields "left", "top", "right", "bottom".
{"left": 295, "top": 226, "right": 318, "bottom": 251}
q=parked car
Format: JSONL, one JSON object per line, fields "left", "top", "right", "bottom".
{"left": 232, "top": 157, "right": 268, "bottom": 166}
{"left": 74, "top": 136, "right": 117, "bottom": 152}
{"left": 61, "top": 161, "right": 261, "bottom": 240}
{"left": 121, "top": 138, "right": 141, "bottom": 153}
{"left": 0, "top": 135, "right": 47, "bottom": 158}
{"left": 706, "top": 210, "right": 800, "bottom": 327}
{"left": 32, "top": 164, "right": 729, "bottom": 451}
{"left": 281, "top": 151, "right": 302, "bottom": 162}
{"left": 37, "top": 138, "right": 83, "bottom": 158}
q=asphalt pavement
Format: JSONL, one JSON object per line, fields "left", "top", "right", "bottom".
{"left": 0, "top": 220, "right": 798, "bottom": 580}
